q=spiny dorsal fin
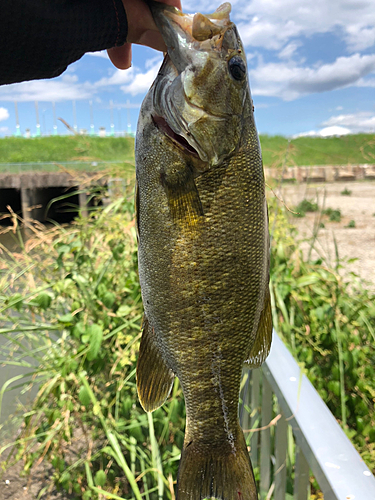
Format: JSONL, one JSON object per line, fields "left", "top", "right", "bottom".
{"left": 136, "top": 316, "right": 174, "bottom": 412}
{"left": 245, "top": 286, "right": 273, "bottom": 369}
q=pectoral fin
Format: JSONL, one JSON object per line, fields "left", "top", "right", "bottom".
{"left": 136, "top": 316, "right": 174, "bottom": 412}
{"left": 161, "top": 163, "right": 204, "bottom": 225}
{"left": 245, "top": 287, "right": 273, "bottom": 368}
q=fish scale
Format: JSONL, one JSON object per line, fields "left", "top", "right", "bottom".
{"left": 135, "top": 2, "right": 272, "bottom": 499}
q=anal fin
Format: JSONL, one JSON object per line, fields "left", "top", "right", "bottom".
{"left": 245, "top": 286, "right": 273, "bottom": 369}
{"left": 136, "top": 316, "right": 174, "bottom": 412}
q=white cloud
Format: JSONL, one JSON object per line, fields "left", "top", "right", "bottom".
{"left": 319, "top": 126, "right": 351, "bottom": 137}
{"left": 61, "top": 74, "right": 78, "bottom": 83}
{"left": 278, "top": 42, "right": 301, "bottom": 60}
{"left": 121, "top": 61, "right": 161, "bottom": 96}
{"left": 293, "top": 126, "right": 351, "bottom": 138}
{"left": 0, "top": 107, "right": 9, "bottom": 121}
{"left": 250, "top": 53, "right": 375, "bottom": 100}
{"left": 145, "top": 55, "right": 163, "bottom": 70}
{"left": 345, "top": 24, "right": 375, "bottom": 52}
{"left": 356, "top": 76, "right": 375, "bottom": 88}
{"left": 87, "top": 50, "right": 109, "bottom": 60}
{"left": 0, "top": 126, "right": 10, "bottom": 135}
{"left": 295, "top": 112, "right": 375, "bottom": 137}
{"left": 233, "top": 0, "right": 375, "bottom": 52}
{"left": 322, "top": 112, "right": 375, "bottom": 133}
{"left": 94, "top": 67, "right": 135, "bottom": 87}
{"left": 0, "top": 79, "right": 94, "bottom": 102}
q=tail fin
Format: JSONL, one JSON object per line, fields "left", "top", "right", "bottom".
{"left": 177, "top": 431, "right": 257, "bottom": 500}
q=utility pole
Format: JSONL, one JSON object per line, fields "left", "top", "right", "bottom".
{"left": 14, "top": 101, "right": 21, "bottom": 137}
{"left": 73, "top": 100, "right": 77, "bottom": 133}
{"left": 89, "top": 100, "right": 95, "bottom": 136}
{"left": 52, "top": 101, "right": 57, "bottom": 135}
{"left": 35, "top": 101, "right": 41, "bottom": 137}
{"left": 126, "top": 99, "right": 131, "bottom": 135}
{"left": 110, "top": 100, "right": 115, "bottom": 136}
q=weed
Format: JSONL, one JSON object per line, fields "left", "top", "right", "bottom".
{"left": 269, "top": 199, "right": 375, "bottom": 473}
{"left": 0, "top": 185, "right": 374, "bottom": 500}
{"left": 341, "top": 187, "right": 352, "bottom": 196}
{"left": 345, "top": 220, "right": 356, "bottom": 228}
{"left": 293, "top": 199, "right": 319, "bottom": 217}
{"left": 0, "top": 188, "right": 185, "bottom": 499}
{"left": 323, "top": 207, "right": 342, "bottom": 222}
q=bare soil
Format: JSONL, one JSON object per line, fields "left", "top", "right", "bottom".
{"left": 278, "top": 180, "right": 375, "bottom": 290}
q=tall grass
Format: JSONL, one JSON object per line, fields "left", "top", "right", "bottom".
{"left": 269, "top": 196, "right": 375, "bottom": 470}
{"left": 0, "top": 182, "right": 374, "bottom": 500}
{"left": 0, "top": 187, "right": 185, "bottom": 499}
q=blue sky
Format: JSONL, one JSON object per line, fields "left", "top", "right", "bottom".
{"left": 0, "top": 0, "right": 374, "bottom": 138}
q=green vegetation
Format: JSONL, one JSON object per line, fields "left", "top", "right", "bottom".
{"left": 0, "top": 188, "right": 184, "bottom": 499}
{"left": 0, "top": 136, "right": 134, "bottom": 165}
{"left": 1, "top": 133, "right": 375, "bottom": 169}
{"left": 0, "top": 183, "right": 374, "bottom": 499}
{"left": 260, "top": 133, "right": 375, "bottom": 168}
{"left": 345, "top": 220, "right": 356, "bottom": 228}
{"left": 270, "top": 199, "right": 375, "bottom": 471}
{"left": 341, "top": 187, "right": 352, "bottom": 196}
{"left": 323, "top": 208, "right": 342, "bottom": 222}
{"left": 293, "top": 199, "right": 319, "bottom": 217}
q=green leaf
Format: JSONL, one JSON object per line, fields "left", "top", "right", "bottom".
{"left": 94, "top": 470, "right": 106, "bottom": 487}
{"left": 102, "top": 291, "right": 116, "bottom": 309}
{"left": 78, "top": 386, "right": 91, "bottom": 407}
{"left": 58, "top": 313, "right": 74, "bottom": 324}
{"left": 87, "top": 324, "right": 103, "bottom": 360}
{"left": 30, "top": 292, "right": 52, "bottom": 310}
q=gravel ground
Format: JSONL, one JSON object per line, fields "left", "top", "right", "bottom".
{"left": 278, "top": 180, "right": 375, "bottom": 290}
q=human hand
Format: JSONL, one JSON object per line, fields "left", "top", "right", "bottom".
{"left": 108, "top": 0, "right": 182, "bottom": 70}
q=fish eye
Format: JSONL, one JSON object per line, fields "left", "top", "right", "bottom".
{"left": 228, "top": 56, "right": 246, "bottom": 81}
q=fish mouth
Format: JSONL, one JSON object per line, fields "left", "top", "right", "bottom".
{"left": 152, "top": 114, "right": 199, "bottom": 157}
{"left": 148, "top": 1, "right": 232, "bottom": 71}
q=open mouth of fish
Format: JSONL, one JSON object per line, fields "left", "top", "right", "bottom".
{"left": 151, "top": 114, "right": 200, "bottom": 156}
{"left": 149, "top": 2, "right": 233, "bottom": 161}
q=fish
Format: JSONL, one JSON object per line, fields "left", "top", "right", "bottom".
{"left": 135, "top": 2, "right": 272, "bottom": 499}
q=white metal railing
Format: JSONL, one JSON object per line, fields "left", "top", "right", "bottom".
{"left": 240, "top": 331, "right": 375, "bottom": 500}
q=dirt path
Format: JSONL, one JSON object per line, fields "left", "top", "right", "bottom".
{"left": 278, "top": 180, "right": 375, "bottom": 290}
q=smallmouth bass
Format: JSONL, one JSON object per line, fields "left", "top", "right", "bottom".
{"left": 135, "top": 2, "right": 272, "bottom": 499}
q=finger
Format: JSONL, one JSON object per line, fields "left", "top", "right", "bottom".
{"left": 137, "top": 30, "right": 167, "bottom": 52}
{"left": 107, "top": 43, "right": 132, "bottom": 70}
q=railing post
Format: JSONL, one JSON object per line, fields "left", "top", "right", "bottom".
{"left": 260, "top": 376, "right": 272, "bottom": 499}
{"left": 274, "top": 412, "right": 288, "bottom": 500}
{"left": 294, "top": 445, "right": 309, "bottom": 500}
{"left": 241, "top": 370, "right": 251, "bottom": 437}
{"left": 250, "top": 368, "right": 261, "bottom": 468}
